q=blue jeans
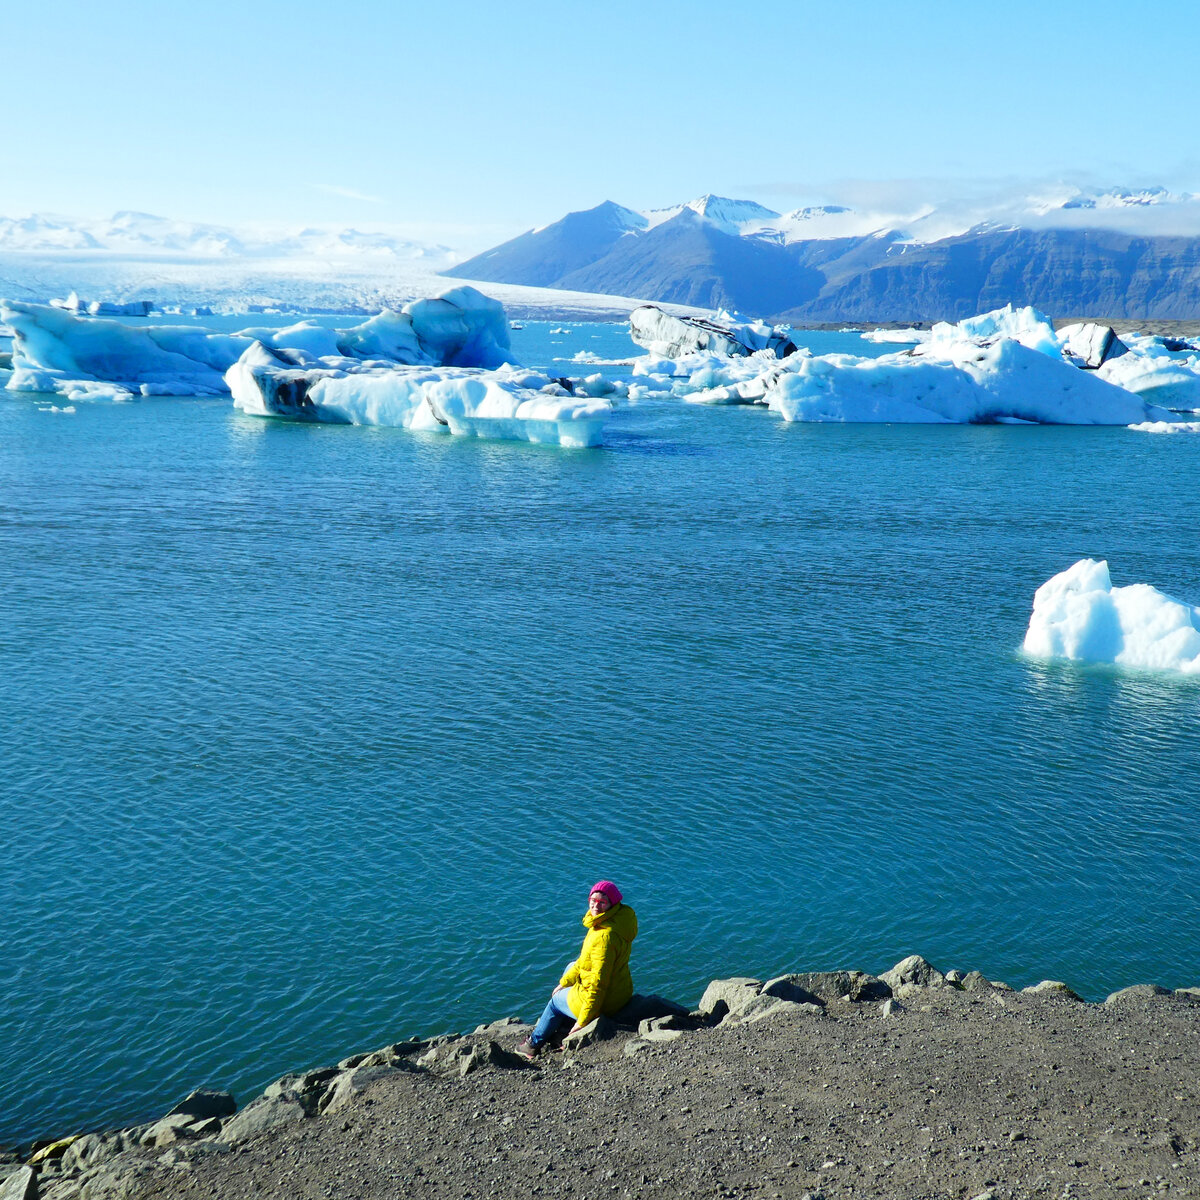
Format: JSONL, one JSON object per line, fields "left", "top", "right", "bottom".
{"left": 530, "top": 988, "right": 576, "bottom": 1047}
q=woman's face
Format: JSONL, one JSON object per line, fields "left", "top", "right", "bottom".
{"left": 588, "top": 891, "right": 612, "bottom": 915}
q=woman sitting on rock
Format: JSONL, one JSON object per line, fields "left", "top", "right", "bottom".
{"left": 518, "top": 880, "right": 638, "bottom": 1059}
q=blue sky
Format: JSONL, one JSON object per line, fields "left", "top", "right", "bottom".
{"left": 9, "top": 0, "right": 1200, "bottom": 250}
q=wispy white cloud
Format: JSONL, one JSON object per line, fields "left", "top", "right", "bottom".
{"left": 312, "top": 184, "right": 384, "bottom": 204}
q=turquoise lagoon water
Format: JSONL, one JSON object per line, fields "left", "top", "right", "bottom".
{"left": 2, "top": 320, "right": 1199, "bottom": 1144}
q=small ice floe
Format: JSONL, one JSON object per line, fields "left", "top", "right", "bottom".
{"left": 1023, "top": 558, "right": 1200, "bottom": 675}
{"left": 226, "top": 344, "right": 612, "bottom": 447}
{"left": 550, "top": 326, "right": 571, "bottom": 334}
{"left": 860, "top": 327, "right": 930, "bottom": 344}
{"left": 1128, "top": 420, "right": 1200, "bottom": 433}
{"left": 568, "top": 351, "right": 631, "bottom": 367}
{"left": 36, "top": 404, "right": 77, "bottom": 413}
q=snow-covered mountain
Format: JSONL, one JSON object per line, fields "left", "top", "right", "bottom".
{"left": 645, "top": 194, "right": 783, "bottom": 236}
{"left": 447, "top": 188, "right": 1200, "bottom": 321}
{"left": 638, "top": 187, "right": 1200, "bottom": 245}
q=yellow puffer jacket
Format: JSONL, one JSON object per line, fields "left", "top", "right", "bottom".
{"left": 558, "top": 902, "right": 638, "bottom": 1028}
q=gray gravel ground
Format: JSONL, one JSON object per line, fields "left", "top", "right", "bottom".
{"left": 112, "top": 985, "right": 1199, "bottom": 1200}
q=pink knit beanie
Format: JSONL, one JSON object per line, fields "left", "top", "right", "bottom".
{"left": 590, "top": 880, "right": 623, "bottom": 905}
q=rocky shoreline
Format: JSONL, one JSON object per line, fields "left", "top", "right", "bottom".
{"left": 4, "top": 955, "right": 1198, "bottom": 1200}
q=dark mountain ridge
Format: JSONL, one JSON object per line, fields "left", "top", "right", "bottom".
{"left": 447, "top": 201, "right": 1200, "bottom": 321}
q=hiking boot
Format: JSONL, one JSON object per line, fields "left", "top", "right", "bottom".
{"left": 515, "top": 1037, "right": 539, "bottom": 1061}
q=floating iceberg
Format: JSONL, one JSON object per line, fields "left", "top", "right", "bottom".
{"left": 630, "top": 303, "right": 1176, "bottom": 424}
{"left": 50, "top": 292, "right": 154, "bottom": 317}
{"left": 765, "top": 337, "right": 1162, "bottom": 424}
{"left": 3, "top": 303, "right": 248, "bottom": 397}
{"left": 1096, "top": 333, "right": 1200, "bottom": 408}
{"left": 629, "top": 305, "right": 797, "bottom": 360}
{"left": 655, "top": 352, "right": 794, "bottom": 406}
{"left": 1023, "top": 559, "right": 1200, "bottom": 675}
{"left": 935, "top": 308, "right": 1200, "bottom": 406}
{"left": 1, "top": 286, "right": 512, "bottom": 400}
{"left": 226, "top": 343, "right": 611, "bottom": 447}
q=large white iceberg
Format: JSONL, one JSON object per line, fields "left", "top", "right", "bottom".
{"left": 1023, "top": 559, "right": 1200, "bottom": 675}
{"left": 633, "top": 303, "right": 1175, "bottom": 424}
{"left": 765, "top": 336, "right": 1162, "bottom": 424}
{"left": 226, "top": 343, "right": 611, "bottom": 447}
{"left": 933, "top": 306, "right": 1200, "bottom": 408}
{"left": 1, "top": 285, "right": 512, "bottom": 399}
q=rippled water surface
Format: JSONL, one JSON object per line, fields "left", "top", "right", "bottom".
{"left": 2, "top": 321, "right": 1199, "bottom": 1143}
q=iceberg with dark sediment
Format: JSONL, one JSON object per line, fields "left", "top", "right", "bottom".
{"left": 226, "top": 343, "right": 611, "bottom": 447}
{"left": 1057, "top": 322, "right": 1128, "bottom": 369}
{"left": 632, "top": 304, "right": 1178, "bottom": 424}
{"left": 629, "top": 305, "right": 797, "bottom": 360}
{"left": 1024, "top": 559, "right": 1200, "bottom": 674}
{"left": 1, "top": 286, "right": 513, "bottom": 401}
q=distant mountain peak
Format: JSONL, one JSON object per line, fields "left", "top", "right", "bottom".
{"left": 595, "top": 200, "right": 649, "bottom": 230}
{"left": 685, "top": 194, "right": 781, "bottom": 228}
{"left": 530, "top": 200, "right": 647, "bottom": 238}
